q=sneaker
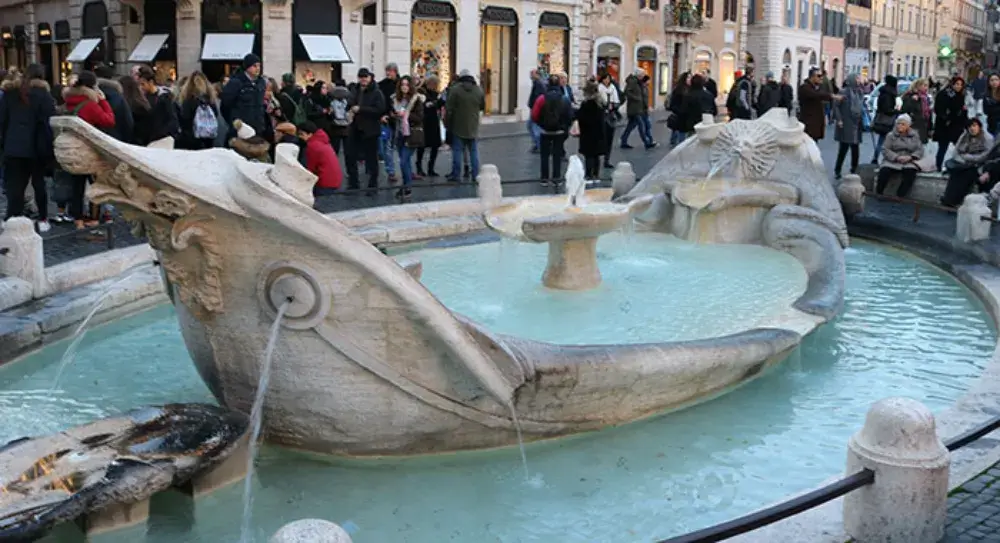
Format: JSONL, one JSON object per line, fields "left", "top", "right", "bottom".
{"left": 603, "top": 162, "right": 614, "bottom": 169}
{"left": 645, "top": 142, "right": 660, "bottom": 150}
{"left": 36, "top": 220, "right": 51, "bottom": 233}
{"left": 620, "top": 143, "right": 634, "bottom": 149}
{"left": 540, "top": 179, "right": 552, "bottom": 187}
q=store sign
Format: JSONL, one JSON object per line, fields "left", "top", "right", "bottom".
{"left": 636, "top": 46, "right": 657, "bottom": 62}
{"left": 412, "top": 0, "right": 456, "bottom": 21}
{"left": 539, "top": 11, "right": 570, "bottom": 29}
{"left": 481, "top": 6, "right": 517, "bottom": 26}
{"left": 38, "top": 23, "right": 52, "bottom": 42}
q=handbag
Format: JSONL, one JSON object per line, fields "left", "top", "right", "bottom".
{"left": 872, "top": 112, "right": 895, "bottom": 135}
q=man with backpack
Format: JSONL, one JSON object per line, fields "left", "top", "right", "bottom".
{"left": 620, "top": 69, "right": 655, "bottom": 149}
{"left": 277, "top": 73, "right": 306, "bottom": 125}
{"left": 531, "top": 74, "right": 573, "bottom": 185}
{"left": 327, "top": 80, "right": 352, "bottom": 155}
{"left": 726, "top": 69, "right": 753, "bottom": 120}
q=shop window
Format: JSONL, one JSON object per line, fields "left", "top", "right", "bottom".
{"left": 411, "top": 0, "right": 456, "bottom": 88}
{"left": 363, "top": 3, "right": 377, "bottom": 25}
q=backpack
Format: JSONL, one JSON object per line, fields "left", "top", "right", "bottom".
{"left": 540, "top": 94, "right": 564, "bottom": 132}
{"left": 193, "top": 102, "right": 219, "bottom": 139}
{"left": 726, "top": 80, "right": 741, "bottom": 113}
{"left": 283, "top": 91, "right": 307, "bottom": 125}
{"left": 331, "top": 97, "right": 349, "bottom": 127}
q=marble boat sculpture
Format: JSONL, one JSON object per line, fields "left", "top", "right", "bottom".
{"left": 49, "top": 111, "right": 846, "bottom": 456}
{"left": 0, "top": 404, "right": 248, "bottom": 541}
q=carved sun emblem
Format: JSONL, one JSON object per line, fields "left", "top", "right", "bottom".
{"left": 709, "top": 120, "right": 779, "bottom": 179}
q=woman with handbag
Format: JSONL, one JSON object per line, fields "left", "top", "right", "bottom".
{"left": 832, "top": 73, "right": 865, "bottom": 180}
{"left": 597, "top": 72, "right": 620, "bottom": 169}
{"left": 870, "top": 75, "right": 899, "bottom": 164}
{"left": 941, "top": 118, "right": 994, "bottom": 207}
{"left": 933, "top": 76, "right": 969, "bottom": 171}
{"left": 393, "top": 76, "right": 425, "bottom": 201}
{"left": 415, "top": 76, "right": 443, "bottom": 177}
{"left": 666, "top": 72, "right": 690, "bottom": 147}
{"left": 0, "top": 63, "right": 55, "bottom": 231}
{"left": 576, "top": 81, "right": 607, "bottom": 183}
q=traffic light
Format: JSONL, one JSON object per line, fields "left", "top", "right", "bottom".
{"left": 938, "top": 36, "right": 955, "bottom": 60}
{"left": 939, "top": 45, "right": 952, "bottom": 57}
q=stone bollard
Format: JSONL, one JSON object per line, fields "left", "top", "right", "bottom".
{"left": 956, "top": 193, "right": 992, "bottom": 243}
{"left": 856, "top": 163, "right": 877, "bottom": 193}
{"left": 836, "top": 174, "right": 865, "bottom": 217}
{"left": 270, "top": 519, "right": 353, "bottom": 542}
{"left": 0, "top": 217, "right": 46, "bottom": 297}
{"left": 611, "top": 162, "right": 636, "bottom": 200}
{"left": 477, "top": 164, "right": 502, "bottom": 209}
{"left": 843, "top": 397, "right": 950, "bottom": 543}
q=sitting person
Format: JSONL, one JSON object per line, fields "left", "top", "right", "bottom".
{"left": 297, "top": 120, "right": 343, "bottom": 197}
{"left": 942, "top": 118, "right": 994, "bottom": 207}
{"left": 875, "top": 114, "right": 924, "bottom": 198}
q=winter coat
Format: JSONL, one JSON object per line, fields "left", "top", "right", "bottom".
{"left": 624, "top": 74, "right": 648, "bottom": 117}
{"left": 394, "top": 94, "right": 426, "bottom": 148}
{"left": 178, "top": 94, "right": 220, "bottom": 149}
{"left": 705, "top": 78, "right": 718, "bottom": 99}
{"left": 62, "top": 85, "right": 116, "bottom": 130}
{"left": 881, "top": 127, "right": 925, "bottom": 170}
{"left": 575, "top": 97, "right": 606, "bottom": 156}
{"left": 327, "top": 86, "right": 352, "bottom": 139}
{"left": 983, "top": 93, "right": 1000, "bottom": 134}
{"left": 304, "top": 91, "right": 333, "bottom": 138}
{"left": 797, "top": 82, "right": 832, "bottom": 140}
{"left": 779, "top": 83, "right": 794, "bottom": 112}
{"left": 132, "top": 89, "right": 179, "bottom": 146}
{"left": 220, "top": 71, "right": 267, "bottom": 137}
{"left": 97, "top": 78, "right": 134, "bottom": 143}
{"left": 378, "top": 77, "right": 398, "bottom": 116}
{"left": 304, "top": 129, "right": 343, "bottom": 190}
{"left": 679, "top": 87, "right": 717, "bottom": 133}
{"left": 444, "top": 75, "right": 485, "bottom": 140}
{"left": 533, "top": 87, "right": 573, "bottom": 135}
{"left": 756, "top": 81, "right": 782, "bottom": 116}
{"left": 833, "top": 76, "right": 864, "bottom": 145}
{"left": 349, "top": 81, "right": 386, "bottom": 139}
{"left": 952, "top": 130, "right": 994, "bottom": 165}
{"left": 528, "top": 78, "right": 547, "bottom": 108}
{"left": 420, "top": 88, "right": 443, "bottom": 148}
{"left": 0, "top": 77, "right": 56, "bottom": 160}
{"left": 899, "top": 91, "right": 932, "bottom": 143}
{"left": 933, "top": 88, "right": 968, "bottom": 144}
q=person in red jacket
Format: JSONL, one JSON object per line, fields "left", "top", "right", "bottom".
{"left": 297, "top": 121, "right": 343, "bottom": 197}
{"left": 61, "top": 71, "right": 115, "bottom": 230}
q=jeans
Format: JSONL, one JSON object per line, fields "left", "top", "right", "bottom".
{"left": 621, "top": 114, "right": 653, "bottom": 147}
{"left": 834, "top": 143, "right": 859, "bottom": 177}
{"left": 540, "top": 134, "right": 567, "bottom": 180}
{"left": 936, "top": 142, "right": 951, "bottom": 171}
{"left": 872, "top": 133, "right": 887, "bottom": 163}
{"left": 527, "top": 119, "right": 541, "bottom": 149}
{"left": 451, "top": 138, "right": 480, "bottom": 181}
{"left": 379, "top": 132, "right": 396, "bottom": 176}
{"left": 398, "top": 141, "right": 415, "bottom": 187}
{"left": 670, "top": 129, "right": 689, "bottom": 146}
{"left": 346, "top": 135, "right": 380, "bottom": 189}
{"left": 3, "top": 157, "right": 48, "bottom": 221}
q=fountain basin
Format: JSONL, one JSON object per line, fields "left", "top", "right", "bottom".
{"left": 665, "top": 178, "right": 799, "bottom": 245}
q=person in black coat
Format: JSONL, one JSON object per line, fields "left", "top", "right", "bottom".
{"left": 304, "top": 81, "right": 333, "bottom": 139}
{"left": 0, "top": 63, "right": 54, "bottom": 228}
{"left": 416, "top": 75, "right": 444, "bottom": 176}
{"left": 666, "top": 72, "right": 690, "bottom": 146}
{"left": 983, "top": 73, "right": 1000, "bottom": 137}
{"left": 756, "top": 72, "right": 782, "bottom": 117}
{"left": 934, "top": 76, "right": 969, "bottom": 171}
{"left": 538, "top": 75, "right": 573, "bottom": 183}
{"left": 779, "top": 73, "right": 794, "bottom": 113}
{"left": 220, "top": 54, "right": 267, "bottom": 140}
{"left": 94, "top": 65, "right": 134, "bottom": 143}
{"left": 576, "top": 81, "right": 607, "bottom": 181}
{"left": 135, "top": 66, "right": 179, "bottom": 146}
{"left": 177, "top": 71, "right": 220, "bottom": 150}
{"left": 345, "top": 67, "right": 387, "bottom": 192}
{"left": 678, "top": 74, "right": 717, "bottom": 136}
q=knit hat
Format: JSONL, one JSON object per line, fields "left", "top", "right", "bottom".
{"left": 765, "top": 71, "right": 775, "bottom": 80}
{"left": 896, "top": 113, "right": 912, "bottom": 125}
{"left": 242, "top": 53, "right": 261, "bottom": 70}
{"left": 281, "top": 72, "right": 295, "bottom": 85}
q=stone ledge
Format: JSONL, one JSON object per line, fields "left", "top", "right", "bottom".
{"left": 43, "top": 244, "right": 155, "bottom": 298}
{"left": 857, "top": 164, "right": 948, "bottom": 206}
{"left": 0, "top": 277, "right": 34, "bottom": 312}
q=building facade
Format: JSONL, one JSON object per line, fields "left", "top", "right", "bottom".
{"left": 745, "top": 0, "right": 822, "bottom": 93}
{"left": 843, "top": 0, "right": 871, "bottom": 78}
{"left": 871, "top": 0, "right": 942, "bottom": 81}
{"left": 820, "top": 0, "right": 846, "bottom": 82}
{"left": 947, "top": 0, "right": 986, "bottom": 77}
{"left": 0, "top": 0, "right": 74, "bottom": 84}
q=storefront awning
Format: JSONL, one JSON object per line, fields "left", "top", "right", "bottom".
{"left": 66, "top": 38, "right": 101, "bottom": 62}
{"left": 201, "top": 33, "right": 254, "bottom": 61}
{"left": 128, "top": 34, "right": 169, "bottom": 62}
{"left": 298, "top": 34, "right": 352, "bottom": 63}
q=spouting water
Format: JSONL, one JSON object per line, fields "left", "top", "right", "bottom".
{"left": 565, "top": 156, "right": 588, "bottom": 208}
{"left": 50, "top": 264, "right": 153, "bottom": 390}
{"left": 240, "top": 297, "right": 292, "bottom": 543}
{"left": 507, "top": 402, "right": 532, "bottom": 483}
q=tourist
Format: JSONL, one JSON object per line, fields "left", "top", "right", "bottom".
{"left": 533, "top": 74, "right": 573, "bottom": 185}
{"left": 177, "top": 71, "right": 220, "bottom": 150}
{"left": 972, "top": 71, "right": 988, "bottom": 103}
{"left": 444, "top": 69, "right": 485, "bottom": 183}
{"left": 416, "top": 75, "right": 444, "bottom": 177}
{"left": 274, "top": 121, "right": 306, "bottom": 167}
{"left": 527, "top": 69, "right": 547, "bottom": 152}
{"left": 678, "top": 74, "right": 717, "bottom": 137}
{"left": 726, "top": 70, "right": 753, "bottom": 121}
{"left": 798, "top": 67, "right": 841, "bottom": 141}
{"left": 933, "top": 77, "right": 969, "bottom": 172}
{"left": 392, "top": 75, "right": 425, "bottom": 201}
{"left": 135, "top": 66, "right": 179, "bottom": 146}
{"left": 666, "top": 72, "right": 690, "bottom": 146}
{"left": 755, "top": 72, "right": 782, "bottom": 117}
{"left": 983, "top": 74, "right": 1000, "bottom": 137}
{"left": 576, "top": 81, "right": 607, "bottom": 183}
{"left": 378, "top": 63, "right": 400, "bottom": 183}
{"left": 832, "top": 74, "right": 865, "bottom": 180}
{"left": 118, "top": 75, "right": 149, "bottom": 147}
{"left": 941, "top": 118, "right": 994, "bottom": 207}
{"left": 345, "top": 67, "right": 385, "bottom": 193}
{"left": 63, "top": 71, "right": 116, "bottom": 229}
{"left": 0, "top": 63, "right": 54, "bottom": 231}
{"left": 277, "top": 73, "right": 305, "bottom": 124}
{"left": 779, "top": 73, "right": 794, "bottom": 115}
{"left": 703, "top": 69, "right": 718, "bottom": 99}
{"left": 875, "top": 114, "right": 924, "bottom": 197}
{"left": 303, "top": 81, "right": 333, "bottom": 145}
{"left": 899, "top": 78, "right": 931, "bottom": 145}
{"left": 297, "top": 120, "right": 342, "bottom": 197}
{"left": 93, "top": 65, "right": 134, "bottom": 143}
{"left": 870, "top": 75, "right": 900, "bottom": 164}
{"left": 597, "top": 72, "right": 620, "bottom": 169}
{"left": 620, "top": 68, "right": 655, "bottom": 149}
{"left": 327, "top": 80, "right": 351, "bottom": 156}
{"left": 220, "top": 53, "right": 267, "bottom": 141}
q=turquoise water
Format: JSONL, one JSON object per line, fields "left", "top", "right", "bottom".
{"left": 0, "top": 240, "right": 994, "bottom": 543}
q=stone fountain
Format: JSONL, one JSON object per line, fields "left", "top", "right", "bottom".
{"left": 47, "top": 108, "right": 846, "bottom": 457}
{"left": 484, "top": 157, "right": 652, "bottom": 290}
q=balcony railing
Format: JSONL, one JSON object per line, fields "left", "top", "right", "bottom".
{"left": 664, "top": 2, "right": 704, "bottom": 31}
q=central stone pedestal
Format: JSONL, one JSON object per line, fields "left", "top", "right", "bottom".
{"left": 543, "top": 237, "right": 601, "bottom": 290}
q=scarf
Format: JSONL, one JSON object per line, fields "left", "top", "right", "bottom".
{"left": 918, "top": 89, "right": 931, "bottom": 120}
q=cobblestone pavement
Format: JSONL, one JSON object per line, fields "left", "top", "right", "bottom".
{"left": 945, "top": 466, "right": 1000, "bottom": 542}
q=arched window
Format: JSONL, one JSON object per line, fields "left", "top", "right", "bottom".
{"left": 82, "top": 1, "right": 108, "bottom": 38}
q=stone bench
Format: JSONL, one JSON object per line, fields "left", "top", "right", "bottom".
{"left": 856, "top": 164, "right": 947, "bottom": 206}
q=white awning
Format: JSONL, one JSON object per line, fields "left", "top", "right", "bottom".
{"left": 128, "top": 34, "right": 169, "bottom": 63}
{"left": 201, "top": 33, "right": 255, "bottom": 61}
{"left": 66, "top": 38, "right": 101, "bottom": 62}
{"left": 298, "top": 34, "right": 353, "bottom": 63}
